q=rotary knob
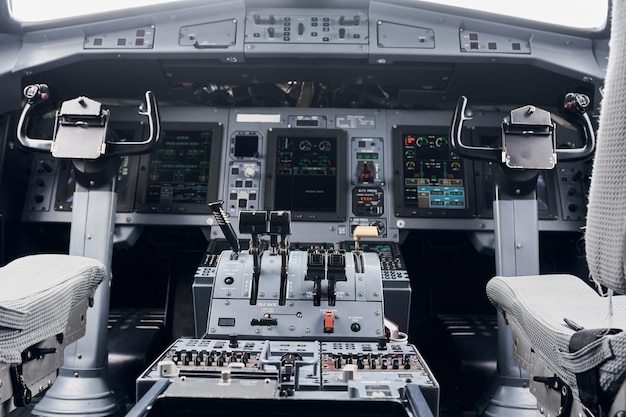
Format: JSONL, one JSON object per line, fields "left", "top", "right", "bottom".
{"left": 243, "top": 167, "right": 256, "bottom": 178}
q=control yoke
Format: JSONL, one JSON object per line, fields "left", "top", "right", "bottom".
{"left": 450, "top": 93, "right": 595, "bottom": 166}
{"left": 17, "top": 84, "right": 160, "bottom": 158}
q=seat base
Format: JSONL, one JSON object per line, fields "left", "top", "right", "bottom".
{"left": 0, "top": 299, "right": 90, "bottom": 417}
{"left": 487, "top": 274, "right": 626, "bottom": 417}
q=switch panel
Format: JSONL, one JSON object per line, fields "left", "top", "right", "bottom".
{"left": 226, "top": 131, "right": 263, "bottom": 217}
{"left": 557, "top": 163, "right": 589, "bottom": 221}
{"left": 24, "top": 156, "right": 57, "bottom": 213}
{"left": 84, "top": 26, "right": 155, "bottom": 49}
{"left": 351, "top": 137, "right": 384, "bottom": 185}
{"left": 245, "top": 9, "right": 368, "bottom": 44}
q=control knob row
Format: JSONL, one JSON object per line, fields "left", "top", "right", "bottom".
{"left": 171, "top": 349, "right": 253, "bottom": 367}
{"left": 331, "top": 353, "right": 413, "bottom": 370}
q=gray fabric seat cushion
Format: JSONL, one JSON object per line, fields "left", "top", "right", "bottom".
{"left": 487, "top": 274, "right": 626, "bottom": 396}
{"left": 0, "top": 254, "right": 105, "bottom": 364}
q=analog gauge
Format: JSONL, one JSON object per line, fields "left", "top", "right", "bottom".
{"left": 299, "top": 140, "right": 312, "bottom": 151}
{"left": 416, "top": 136, "right": 429, "bottom": 147}
{"left": 319, "top": 140, "right": 332, "bottom": 151}
{"left": 435, "top": 136, "right": 449, "bottom": 148}
{"left": 318, "top": 156, "right": 331, "bottom": 167}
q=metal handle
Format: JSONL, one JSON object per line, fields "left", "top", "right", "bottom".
{"left": 449, "top": 96, "right": 501, "bottom": 162}
{"left": 106, "top": 90, "right": 161, "bottom": 156}
{"left": 450, "top": 94, "right": 595, "bottom": 164}
{"left": 16, "top": 84, "right": 53, "bottom": 151}
{"left": 556, "top": 93, "right": 596, "bottom": 162}
{"left": 17, "top": 85, "right": 161, "bottom": 157}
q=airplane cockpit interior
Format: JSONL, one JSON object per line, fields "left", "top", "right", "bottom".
{"left": 0, "top": 1, "right": 623, "bottom": 417}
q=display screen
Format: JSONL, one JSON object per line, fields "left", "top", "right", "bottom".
{"left": 402, "top": 133, "right": 466, "bottom": 209}
{"left": 392, "top": 126, "right": 473, "bottom": 218}
{"left": 266, "top": 128, "right": 346, "bottom": 222}
{"left": 234, "top": 135, "right": 259, "bottom": 158}
{"left": 136, "top": 123, "right": 222, "bottom": 213}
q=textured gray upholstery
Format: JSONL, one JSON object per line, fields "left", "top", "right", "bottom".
{"left": 487, "top": 275, "right": 626, "bottom": 396}
{"left": 0, "top": 254, "right": 105, "bottom": 364}
{"left": 586, "top": 0, "right": 626, "bottom": 294}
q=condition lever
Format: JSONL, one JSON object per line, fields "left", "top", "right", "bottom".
{"left": 208, "top": 201, "right": 240, "bottom": 258}
{"left": 239, "top": 211, "right": 268, "bottom": 305}
{"left": 270, "top": 211, "right": 291, "bottom": 306}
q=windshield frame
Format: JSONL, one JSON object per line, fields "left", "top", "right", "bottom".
{"left": 2, "top": 0, "right": 612, "bottom": 37}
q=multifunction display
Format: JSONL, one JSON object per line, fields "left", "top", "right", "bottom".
{"left": 136, "top": 123, "right": 222, "bottom": 213}
{"left": 402, "top": 133, "right": 466, "bottom": 209}
{"left": 266, "top": 128, "right": 346, "bottom": 221}
{"left": 393, "top": 126, "right": 473, "bottom": 218}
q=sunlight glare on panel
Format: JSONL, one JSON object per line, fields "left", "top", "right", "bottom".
{"left": 10, "top": 0, "right": 186, "bottom": 22}
{"left": 420, "top": 0, "right": 609, "bottom": 30}
{"left": 9, "top": 0, "right": 610, "bottom": 30}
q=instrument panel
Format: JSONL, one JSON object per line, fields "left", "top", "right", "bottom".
{"left": 22, "top": 106, "right": 590, "bottom": 244}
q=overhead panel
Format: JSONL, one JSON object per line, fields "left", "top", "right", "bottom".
{"left": 84, "top": 26, "right": 155, "bottom": 49}
{"left": 179, "top": 20, "right": 237, "bottom": 49}
{"left": 459, "top": 29, "right": 530, "bottom": 54}
{"left": 376, "top": 21, "right": 435, "bottom": 49}
{"left": 244, "top": 9, "right": 368, "bottom": 45}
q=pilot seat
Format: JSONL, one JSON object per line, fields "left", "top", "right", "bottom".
{"left": 485, "top": 1, "right": 626, "bottom": 416}
{"left": 0, "top": 254, "right": 104, "bottom": 416}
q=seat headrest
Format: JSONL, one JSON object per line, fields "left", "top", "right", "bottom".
{"left": 585, "top": 0, "right": 626, "bottom": 294}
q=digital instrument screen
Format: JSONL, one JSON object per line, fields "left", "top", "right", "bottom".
{"left": 393, "top": 126, "right": 473, "bottom": 217}
{"left": 265, "top": 128, "right": 346, "bottom": 222}
{"left": 136, "top": 123, "right": 222, "bottom": 213}
{"left": 234, "top": 135, "right": 259, "bottom": 158}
